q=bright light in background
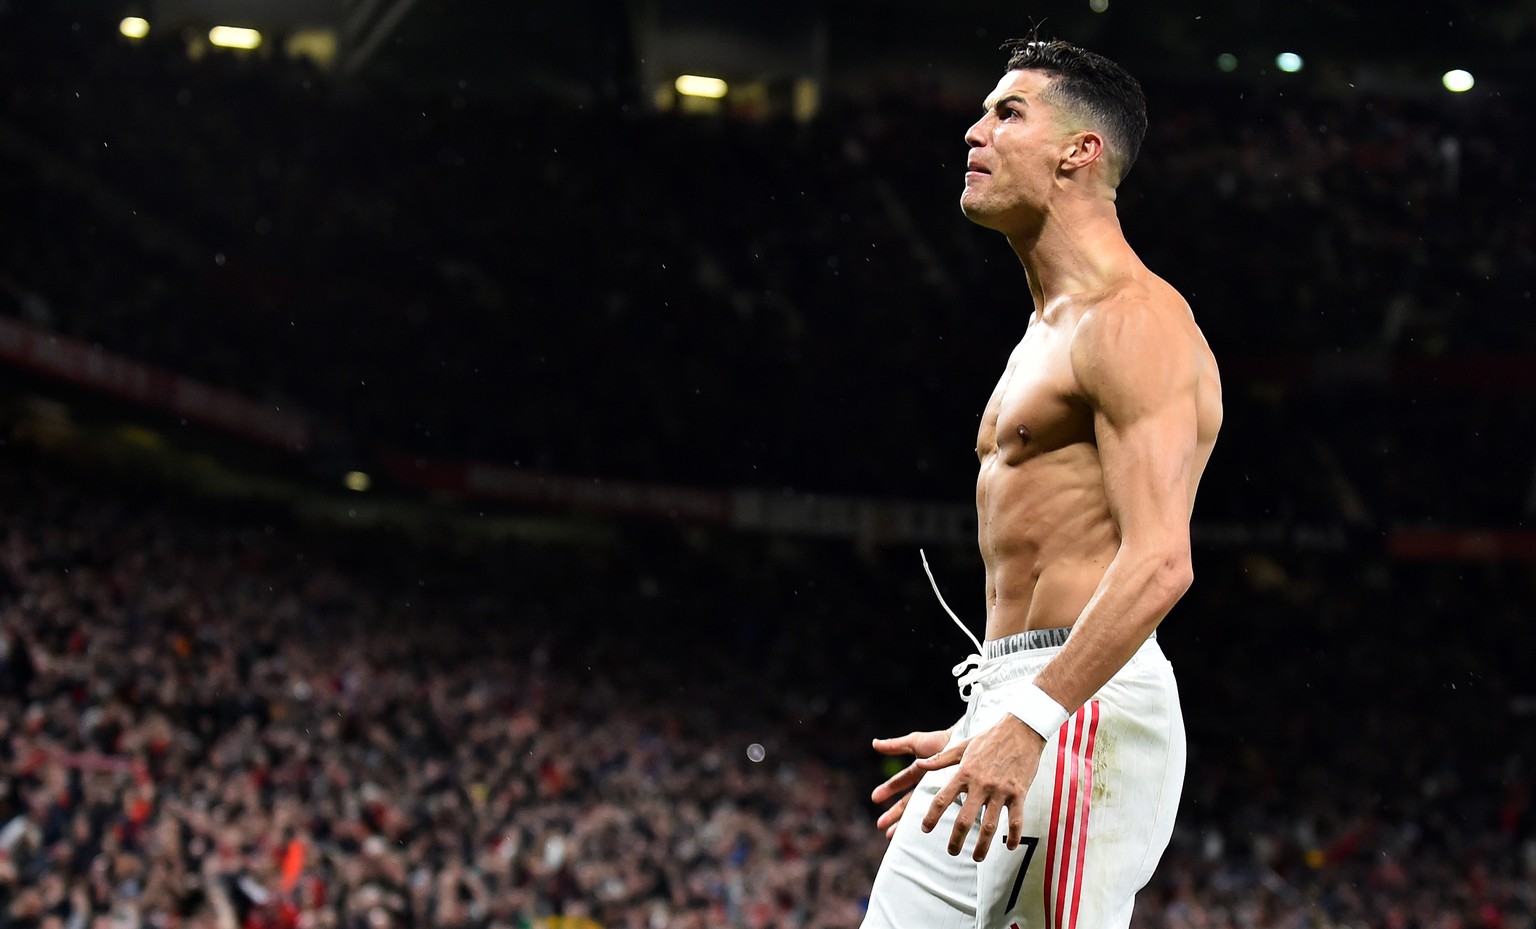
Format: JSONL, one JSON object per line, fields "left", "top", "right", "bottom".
{"left": 209, "top": 25, "right": 262, "bottom": 50}
{"left": 793, "top": 78, "right": 819, "bottom": 122}
{"left": 675, "top": 74, "right": 728, "bottom": 99}
{"left": 344, "top": 471, "right": 372, "bottom": 492}
{"left": 1088, "top": 0, "right": 1109, "bottom": 12}
{"left": 119, "top": 16, "right": 149, "bottom": 39}
{"left": 1275, "top": 52, "right": 1303, "bottom": 73}
{"left": 1216, "top": 53, "right": 1238, "bottom": 73}
{"left": 1442, "top": 69, "right": 1474, "bottom": 92}
{"left": 285, "top": 28, "right": 338, "bottom": 68}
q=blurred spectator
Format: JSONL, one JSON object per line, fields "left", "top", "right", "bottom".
{"left": 0, "top": 449, "right": 1532, "bottom": 929}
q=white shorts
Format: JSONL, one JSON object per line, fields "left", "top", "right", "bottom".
{"left": 863, "top": 633, "right": 1185, "bottom": 929}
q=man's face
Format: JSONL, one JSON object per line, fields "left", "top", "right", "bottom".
{"left": 960, "top": 69, "right": 1073, "bottom": 231}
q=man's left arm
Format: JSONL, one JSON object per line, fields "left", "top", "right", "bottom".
{"left": 1031, "top": 299, "right": 1202, "bottom": 710}
{"left": 919, "top": 299, "right": 1203, "bottom": 860}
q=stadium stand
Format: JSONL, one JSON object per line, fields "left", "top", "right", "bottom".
{"left": 1, "top": 7, "right": 1533, "bottom": 929}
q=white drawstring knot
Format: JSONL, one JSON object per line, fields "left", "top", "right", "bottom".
{"left": 921, "top": 549, "right": 1000, "bottom": 703}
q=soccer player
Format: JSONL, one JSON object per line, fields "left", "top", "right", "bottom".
{"left": 862, "top": 38, "right": 1222, "bottom": 929}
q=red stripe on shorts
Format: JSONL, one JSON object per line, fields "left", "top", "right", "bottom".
{"left": 1067, "top": 701, "right": 1101, "bottom": 929}
{"left": 1041, "top": 712, "right": 1072, "bottom": 929}
{"left": 1053, "top": 707, "right": 1089, "bottom": 929}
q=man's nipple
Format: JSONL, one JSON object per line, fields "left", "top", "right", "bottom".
{"left": 1016, "top": 424, "right": 1032, "bottom": 443}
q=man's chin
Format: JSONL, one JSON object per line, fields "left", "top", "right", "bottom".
{"left": 959, "top": 197, "right": 1007, "bottom": 231}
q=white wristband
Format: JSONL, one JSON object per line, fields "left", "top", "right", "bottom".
{"left": 1008, "top": 683, "right": 1071, "bottom": 739}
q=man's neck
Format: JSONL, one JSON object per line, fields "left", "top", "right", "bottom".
{"left": 1006, "top": 197, "right": 1136, "bottom": 313}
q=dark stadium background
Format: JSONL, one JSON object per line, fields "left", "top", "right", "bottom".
{"left": 1, "top": 1, "right": 1532, "bottom": 927}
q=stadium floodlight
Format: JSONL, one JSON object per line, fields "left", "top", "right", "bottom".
{"left": 119, "top": 16, "right": 150, "bottom": 39}
{"left": 1216, "top": 53, "right": 1238, "bottom": 72}
{"left": 1442, "top": 69, "right": 1474, "bottom": 92}
{"left": 209, "top": 25, "right": 262, "bottom": 49}
{"left": 675, "top": 75, "right": 728, "bottom": 99}
{"left": 344, "top": 471, "right": 372, "bottom": 492}
{"left": 1275, "top": 52, "right": 1303, "bottom": 73}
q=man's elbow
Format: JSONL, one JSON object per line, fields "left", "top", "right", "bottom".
{"left": 1152, "top": 548, "right": 1194, "bottom": 603}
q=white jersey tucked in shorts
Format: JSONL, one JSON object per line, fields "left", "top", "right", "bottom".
{"left": 863, "top": 632, "right": 1185, "bottom": 929}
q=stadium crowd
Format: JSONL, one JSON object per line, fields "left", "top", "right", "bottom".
{"left": 0, "top": 455, "right": 889, "bottom": 929}
{"left": 1, "top": 7, "right": 1534, "bottom": 929}
{"left": 0, "top": 453, "right": 1532, "bottom": 929}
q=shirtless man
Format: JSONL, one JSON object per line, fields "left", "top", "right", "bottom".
{"left": 861, "top": 40, "right": 1222, "bottom": 929}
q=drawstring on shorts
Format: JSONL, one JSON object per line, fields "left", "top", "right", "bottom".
{"left": 919, "top": 549, "right": 997, "bottom": 706}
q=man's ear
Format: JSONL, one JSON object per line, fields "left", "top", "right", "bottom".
{"left": 1060, "top": 130, "right": 1106, "bottom": 173}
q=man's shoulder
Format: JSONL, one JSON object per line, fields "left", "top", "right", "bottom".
{"left": 1069, "top": 279, "right": 1193, "bottom": 354}
{"left": 1076, "top": 271, "right": 1190, "bottom": 322}
{"left": 1067, "top": 276, "right": 1211, "bottom": 406}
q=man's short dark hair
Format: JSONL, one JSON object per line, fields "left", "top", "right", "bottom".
{"left": 1002, "top": 38, "right": 1147, "bottom": 185}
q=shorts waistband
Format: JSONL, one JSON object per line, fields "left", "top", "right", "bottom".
{"left": 982, "top": 628, "right": 1156, "bottom": 659}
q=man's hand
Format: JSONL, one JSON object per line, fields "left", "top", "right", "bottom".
{"left": 918, "top": 716, "right": 1046, "bottom": 861}
{"left": 870, "top": 728, "right": 955, "bottom": 839}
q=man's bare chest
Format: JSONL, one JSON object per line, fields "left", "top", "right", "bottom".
{"left": 976, "top": 326, "right": 1093, "bottom": 465}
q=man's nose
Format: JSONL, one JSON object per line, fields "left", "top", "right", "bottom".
{"left": 964, "top": 117, "right": 987, "bottom": 148}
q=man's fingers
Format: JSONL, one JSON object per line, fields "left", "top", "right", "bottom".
{"left": 874, "top": 729, "right": 952, "bottom": 758}
{"left": 948, "top": 787, "right": 987, "bottom": 856}
{"left": 915, "top": 741, "right": 967, "bottom": 771}
{"left": 871, "top": 734, "right": 918, "bottom": 756}
{"left": 912, "top": 728, "right": 952, "bottom": 758}
{"left": 972, "top": 795, "right": 1006, "bottom": 862}
{"left": 871, "top": 763, "right": 922, "bottom": 804}
{"left": 1007, "top": 797, "right": 1025, "bottom": 851}
{"left": 876, "top": 793, "right": 909, "bottom": 835}
{"left": 874, "top": 731, "right": 960, "bottom": 806}
{"left": 921, "top": 774, "right": 964, "bottom": 834}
